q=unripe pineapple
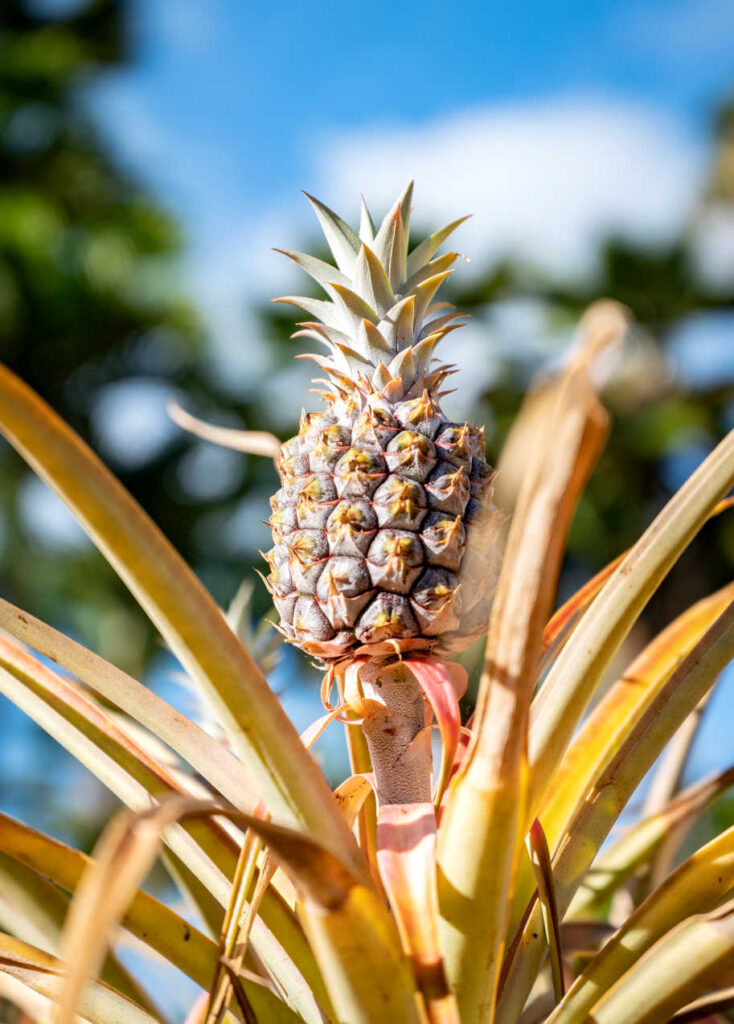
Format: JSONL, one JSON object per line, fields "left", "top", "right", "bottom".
{"left": 265, "top": 184, "right": 500, "bottom": 662}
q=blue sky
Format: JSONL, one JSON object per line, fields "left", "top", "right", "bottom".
{"left": 93, "top": 0, "right": 734, "bottom": 263}
{"left": 77, "top": 0, "right": 734, "bottom": 401}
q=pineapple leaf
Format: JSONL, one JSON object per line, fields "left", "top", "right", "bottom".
{"left": 548, "top": 824, "right": 734, "bottom": 1024}
{"left": 411, "top": 270, "right": 454, "bottom": 330}
{"left": 438, "top": 366, "right": 607, "bottom": 1024}
{"left": 378, "top": 294, "right": 416, "bottom": 352}
{"left": 405, "top": 657, "right": 466, "bottom": 808}
{"left": 569, "top": 763, "right": 734, "bottom": 918}
{"left": 0, "top": 593, "right": 262, "bottom": 820}
{"left": 0, "top": 850, "right": 155, "bottom": 1013}
{"left": 274, "top": 294, "right": 345, "bottom": 331}
{"left": 274, "top": 247, "right": 350, "bottom": 291}
{"left": 293, "top": 320, "right": 353, "bottom": 350}
{"left": 526, "top": 819, "right": 565, "bottom": 1005}
{"left": 540, "top": 551, "right": 625, "bottom": 673}
{"left": 239, "top": 806, "right": 423, "bottom": 1024}
{"left": 169, "top": 401, "right": 282, "bottom": 464}
{"left": 0, "top": 932, "right": 160, "bottom": 1024}
{"left": 387, "top": 345, "right": 416, "bottom": 387}
{"left": 500, "top": 598, "right": 734, "bottom": 1022}
{"left": 412, "top": 328, "right": 461, "bottom": 378}
{"left": 353, "top": 243, "right": 395, "bottom": 316}
{"left": 359, "top": 195, "right": 376, "bottom": 243}
{"left": 530, "top": 430, "right": 734, "bottom": 819}
{"left": 397, "top": 179, "right": 415, "bottom": 241}
{"left": 56, "top": 800, "right": 308, "bottom": 1024}
{"left": 0, "top": 812, "right": 219, "bottom": 994}
{"left": 110, "top": 798, "right": 423, "bottom": 1024}
{"left": 0, "top": 362, "right": 362, "bottom": 874}
{"left": 357, "top": 318, "right": 392, "bottom": 360}
{"left": 329, "top": 282, "right": 379, "bottom": 329}
{"left": 333, "top": 340, "right": 377, "bottom": 376}
{"left": 417, "top": 310, "right": 468, "bottom": 341}
{"left": 373, "top": 201, "right": 407, "bottom": 291}
{"left": 403, "top": 251, "right": 459, "bottom": 295}
{"left": 508, "top": 582, "right": 734, "bottom": 943}
{"left": 303, "top": 191, "right": 361, "bottom": 274}
{"left": 377, "top": 802, "right": 460, "bottom": 1024}
{"left": 332, "top": 773, "right": 375, "bottom": 829}
{"left": 407, "top": 216, "right": 470, "bottom": 278}
{"left": 560, "top": 897, "right": 734, "bottom": 1024}
{"left": 0, "top": 635, "right": 324, "bottom": 1012}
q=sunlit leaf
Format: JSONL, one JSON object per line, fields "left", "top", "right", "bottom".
{"left": 577, "top": 897, "right": 734, "bottom": 1024}
{"left": 507, "top": 582, "right": 734, "bottom": 940}
{"left": 0, "top": 636, "right": 324, "bottom": 1017}
{"left": 0, "top": 812, "right": 219, "bottom": 993}
{"left": 0, "top": 595, "right": 260, "bottom": 814}
{"left": 0, "top": 851, "right": 154, "bottom": 1013}
{"left": 438, "top": 363, "right": 608, "bottom": 1023}
{"left": 0, "top": 932, "right": 160, "bottom": 1024}
{"left": 377, "top": 802, "right": 459, "bottom": 1024}
{"left": 529, "top": 430, "right": 734, "bottom": 817}
{"left": 569, "top": 763, "right": 734, "bottom": 918}
{"left": 0, "top": 362, "right": 361, "bottom": 872}
{"left": 526, "top": 819, "right": 564, "bottom": 1005}
{"left": 498, "top": 598, "right": 734, "bottom": 1023}
{"left": 169, "top": 401, "right": 282, "bottom": 464}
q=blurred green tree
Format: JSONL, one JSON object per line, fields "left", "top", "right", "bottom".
{"left": 0, "top": 0, "right": 246, "bottom": 672}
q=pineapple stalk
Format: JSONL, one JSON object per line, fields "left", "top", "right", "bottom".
{"left": 346, "top": 659, "right": 433, "bottom": 806}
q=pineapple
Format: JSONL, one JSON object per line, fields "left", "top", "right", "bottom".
{"left": 265, "top": 183, "right": 500, "bottom": 662}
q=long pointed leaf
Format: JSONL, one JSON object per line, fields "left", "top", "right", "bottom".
{"left": 0, "top": 812, "right": 219, "bottom": 993}
{"left": 0, "top": 595, "right": 260, "bottom": 814}
{"left": 437, "top": 365, "right": 608, "bottom": 1023}
{"left": 377, "top": 803, "right": 459, "bottom": 1024}
{"left": 529, "top": 430, "right": 734, "bottom": 817}
{"left": 548, "top": 821, "right": 734, "bottom": 1023}
{"left": 568, "top": 764, "right": 734, "bottom": 917}
{"left": 507, "top": 583, "right": 734, "bottom": 940}
{"left": 56, "top": 800, "right": 302, "bottom": 1024}
{"left": 237, "top": 806, "right": 423, "bottom": 1024}
{"left": 0, "top": 637, "right": 326, "bottom": 1017}
{"left": 406, "top": 217, "right": 470, "bottom": 277}
{"left": 303, "top": 192, "right": 360, "bottom": 274}
{"left": 497, "top": 598, "right": 734, "bottom": 1023}
{"left": 64, "top": 797, "right": 421, "bottom": 1024}
{"left": 0, "top": 362, "right": 361, "bottom": 873}
{"left": 0, "top": 851, "right": 154, "bottom": 1013}
{"left": 526, "top": 820, "right": 564, "bottom": 1005}
{"left": 169, "top": 402, "right": 281, "bottom": 464}
{"left": 0, "top": 932, "right": 160, "bottom": 1024}
{"left": 581, "top": 898, "right": 734, "bottom": 1024}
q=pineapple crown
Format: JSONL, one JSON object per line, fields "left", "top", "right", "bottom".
{"left": 275, "top": 182, "right": 469, "bottom": 405}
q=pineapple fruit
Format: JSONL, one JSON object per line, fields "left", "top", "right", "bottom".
{"left": 265, "top": 184, "right": 499, "bottom": 662}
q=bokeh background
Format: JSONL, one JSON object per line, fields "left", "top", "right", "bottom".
{"left": 1, "top": 0, "right": 734, "bottom": 999}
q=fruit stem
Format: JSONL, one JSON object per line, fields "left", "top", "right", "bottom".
{"left": 358, "top": 660, "right": 432, "bottom": 806}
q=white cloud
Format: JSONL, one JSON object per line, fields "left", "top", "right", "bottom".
{"left": 312, "top": 97, "right": 705, "bottom": 281}
{"left": 195, "top": 96, "right": 707, "bottom": 398}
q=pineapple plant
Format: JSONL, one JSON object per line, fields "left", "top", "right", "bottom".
{"left": 264, "top": 183, "right": 498, "bottom": 662}
{"left": 0, "top": 182, "right": 732, "bottom": 1024}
